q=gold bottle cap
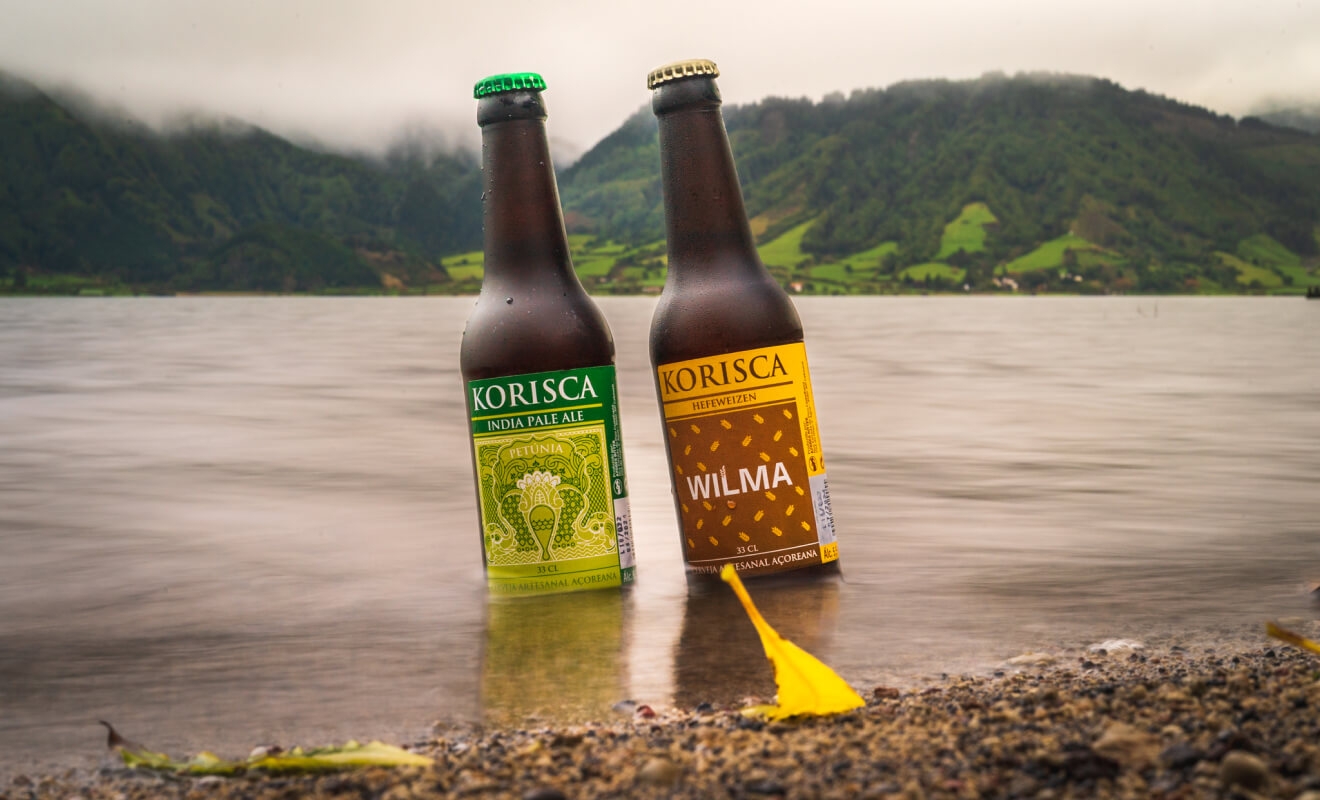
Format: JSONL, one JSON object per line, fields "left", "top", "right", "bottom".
{"left": 647, "top": 59, "right": 719, "bottom": 90}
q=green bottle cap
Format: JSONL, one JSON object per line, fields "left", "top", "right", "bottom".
{"left": 473, "top": 72, "right": 547, "bottom": 99}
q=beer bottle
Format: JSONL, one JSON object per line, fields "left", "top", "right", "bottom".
{"left": 647, "top": 59, "right": 839, "bottom": 582}
{"left": 462, "top": 72, "right": 635, "bottom": 595}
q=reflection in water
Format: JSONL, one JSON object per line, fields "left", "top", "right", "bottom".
{"left": 672, "top": 578, "right": 840, "bottom": 710}
{"left": 480, "top": 590, "right": 630, "bottom": 725}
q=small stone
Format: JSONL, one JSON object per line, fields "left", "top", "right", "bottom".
{"left": 1158, "top": 686, "right": 1192, "bottom": 706}
{"left": 522, "top": 788, "right": 566, "bottom": 800}
{"left": 1094, "top": 722, "right": 1160, "bottom": 769}
{"left": 735, "top": 716, "right": 764, "bottom": 731}
{"left": 1088, "top": 639, "right": 1144, "bottom": 653}
{"left": 872, "top": 686, "right": 901, "bottom": 699}
{"left": 1160, "top": 742, "right": 1205, "bottom": 769}
{"left": 637, "top": 757, "right": 679, "bottom": 787}
{"left": 611, "top": 699, "right": 637, "bottom": 715}
{"left": 744, "top": 778, "right": 787, "bottom": 795}
{"left": 1220, "top": 750, "right": 1270, "bottom": 791}
{"left": 1007, "top": 652, "right": 1057, "bottom": 666}
{"left": 635, "top": 704, "right": 656, "bottom": 719}
{"left": 1062, "top": 747, "right": 1120, "bottom": 781}
{"left": 1207, "top": 731, "right": 1256, "bottom": 761}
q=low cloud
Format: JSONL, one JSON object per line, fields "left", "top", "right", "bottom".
{"left": 2, "top": 0, "right": 1317, "bottom": 158}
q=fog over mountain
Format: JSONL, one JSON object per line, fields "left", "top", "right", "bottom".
{"left": 1, "top": 0, "right": 1317, "bottom": 160}
{"left": 1249, "top": 101, "right": 1320, "bottom": 135}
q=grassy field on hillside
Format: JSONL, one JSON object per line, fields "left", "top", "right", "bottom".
{"left": 758, "top": 221, "right": 814, "bottom": 268}
{"left": 360, "top": 228, "right": 1316, "bottom": 297}
{"left": 809, "top": 262, "right": 866, "bottom": 283}
{"left": 901, "top": 262, "right": 966, "bottom": 283}
{"left": 999, "top": 234, "right": 1096, "bottom": 274}
{"left": 836, "top": 241, "right": 899, "bottom": 271}
{"left": 1216, "top": 251, "right": 1284, "bottom": 289}
{"left": 1237, "top": 234, "right": 1299, "bottom": 267}
{"left": 936, "top": 202, "right": 997, "bottom": 259}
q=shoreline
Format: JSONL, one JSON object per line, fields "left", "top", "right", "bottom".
{"left": 2, "top": 289, "right": 1315, "bottom": 299}
{"left": 10, "top": 640, "right": 1319, "bottom": 799}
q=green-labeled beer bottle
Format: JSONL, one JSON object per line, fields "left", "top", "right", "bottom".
{"left": 461, "top": 73, "right": 635, "bottom": 596}
{"left": 647, "top": 59, "right": 839, "bottom": 582}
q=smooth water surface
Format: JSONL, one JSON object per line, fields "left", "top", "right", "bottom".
{"left": 1, "top": 296, "right": 1317, "bottom": 775}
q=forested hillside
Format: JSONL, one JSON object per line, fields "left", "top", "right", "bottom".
{"left": 559, "top": 74, "right": 1320, "bottom": 294}
{"left": 4, "top": 71, "right": 1319, "bottom": 294}
{"left": 0, "top": 74, "right": 481, "bottom": 292}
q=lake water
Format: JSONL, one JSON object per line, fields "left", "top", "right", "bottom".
{"left": 1, "top": 296, "right": 1317, "bottom": 776}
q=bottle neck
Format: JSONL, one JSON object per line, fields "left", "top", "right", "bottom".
{"left": 653, "top": 78, "right": 760, "bottom": 272}
{"left": 478, "top": 92, "right": 573, "bottom": 283}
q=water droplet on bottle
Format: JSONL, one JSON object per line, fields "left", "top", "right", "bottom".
{"left": 505, "top": 297, "right": 513, "bottom": 305}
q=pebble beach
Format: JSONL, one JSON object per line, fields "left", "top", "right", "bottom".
{"left": 8, "top": 635, "right": 1320, "bottom": 800}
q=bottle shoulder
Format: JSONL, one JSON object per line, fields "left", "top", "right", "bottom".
{"left": 461, "top": 283, "right": 615, "bottom": 381}
{"left": 649, "top": 268, "right": 803, "bottom": 365}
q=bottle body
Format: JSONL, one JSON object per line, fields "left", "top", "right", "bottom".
{"left": 648, "top": 62, "right": 839, "bottom": 582}
{"left": 462, "top": 76, "right": 635, "bottom": 596}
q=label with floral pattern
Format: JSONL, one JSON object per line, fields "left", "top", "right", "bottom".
{"left": 468, "top": 365, "right": 634, "bottom": 595}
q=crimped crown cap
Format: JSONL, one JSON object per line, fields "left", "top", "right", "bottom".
{"left": 647, "top": 59, "right": 719, "bottom": 90}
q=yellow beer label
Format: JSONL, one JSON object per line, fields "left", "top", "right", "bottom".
{"left": 657, "top": 343, "right": 837, "bottom": 577}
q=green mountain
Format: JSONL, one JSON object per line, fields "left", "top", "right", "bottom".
{"left": 3, "top": 71, "right": 1319, "bottom": 294}
{"left": 0, "top": 73, "right": 481, "bottom": 293}
{"left": 559, "top": 73, "right": 1320, "bottom": 294}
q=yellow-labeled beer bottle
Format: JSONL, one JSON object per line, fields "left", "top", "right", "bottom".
{"left": 461, "top": 73, "right": 635, "bottom": 595}
{"left": 647, "top": 59, "right": 839, "bottom": 582}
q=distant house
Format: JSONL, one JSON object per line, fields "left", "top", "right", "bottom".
{"left": 789, "top": 282, "right": 804, "bottom": 293}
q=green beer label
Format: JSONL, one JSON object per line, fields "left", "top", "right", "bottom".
{"left": 468, "top": 365, "right": 635, "bottom": 595}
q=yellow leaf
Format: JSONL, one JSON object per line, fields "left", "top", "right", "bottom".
{"left": 118, "top": 745, "right": 176, "bottom": 771}
{"left": 106, "top": 722, "right": 432, "bottom": 775}
{"left": 720, "top": 564, "right": 865, "bottom": 720}
{"left": 1266, "top": 621, "right": 1320, "bottom": 655}
{"left": 252, "top": 741, "right": 432, "bottom": 772}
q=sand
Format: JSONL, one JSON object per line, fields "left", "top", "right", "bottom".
{"left": 7, "top": 640, "right": 1320, "bottom": 800}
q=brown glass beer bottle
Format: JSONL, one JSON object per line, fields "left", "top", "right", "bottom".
{"left": 647, "top": 59, "right": 839, "bottom": 582}
{"left": 461, "top": 73, "right": 635, "bottom": 596}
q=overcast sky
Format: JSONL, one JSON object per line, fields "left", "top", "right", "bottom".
{"left": 2, "top": 0, "right": 1317, "bottom": 161}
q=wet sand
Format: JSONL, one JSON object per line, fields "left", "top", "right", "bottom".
{"left": 10, "top": 633, "right": 1320, "bottom": 800}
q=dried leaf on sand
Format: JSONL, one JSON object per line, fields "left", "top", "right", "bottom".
{"left": 100, "top": 722, "right": 432, "bottom": 775}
